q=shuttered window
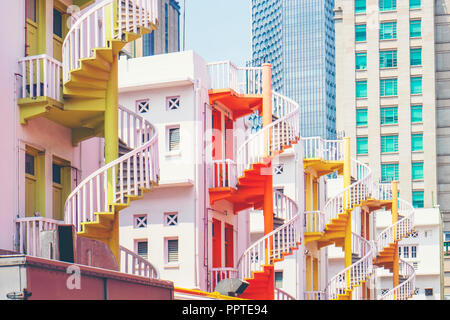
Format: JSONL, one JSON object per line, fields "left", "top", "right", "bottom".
{"left": 136, "top": 240, "right": 148, "bottom": 260}
{"left": 169, "top": 127, "right": 180, "bottom": 151}
{"left": 167, "top": 239, "right": 178, "bottom": 263}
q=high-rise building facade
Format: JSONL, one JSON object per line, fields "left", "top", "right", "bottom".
{"left": 122, "top": 0, "right": 180, "bottom": 58}
{"left": 334, "top": 0, "right": 448, "bottom": 213}
{"left": 251, "top": 0, "right": 337, "bottom": 139}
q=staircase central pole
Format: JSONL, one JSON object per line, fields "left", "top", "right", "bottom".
{"left": 104, "top": 3, "right": 120, "bottom": 265}
{"left": 392, "top": 181, "right": 399, "bottom": 298}
{"left": 343, "top": 137, "right": 352, "bottom": 297}
{"left": 262, "top": 63, "right": 274, "bottom": 300}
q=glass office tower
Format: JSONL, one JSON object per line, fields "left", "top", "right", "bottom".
{"left": 251, "top": 0, "right": 336, "bottom": 139}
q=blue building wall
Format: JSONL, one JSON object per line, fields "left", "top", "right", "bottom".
{"left": 251, "top": 0, "right": 336, "bottom": 140}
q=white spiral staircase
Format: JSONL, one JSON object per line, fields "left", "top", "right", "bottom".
{"left": 303, "top": 137, "right": 416, "bottom": 300}
{"left": 62, "top": 0, "right": 160, "bottom": 266}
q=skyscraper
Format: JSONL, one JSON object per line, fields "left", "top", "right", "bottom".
{"left": 251, "top": 0, "right": 337, "bottom": 139}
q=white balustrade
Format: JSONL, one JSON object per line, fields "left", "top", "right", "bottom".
{"left": 210, "top": 267, "right": 239, "bottom": 291}
{"left": 380, "top": 260, "right": 416, "bottom": 300}
{"left": 274, "top": 288, "right": 296, "bottom": 300}
{"left": 302, "top": 137, "right": 344, "bottom": 161}
{"left": 304, "top": 211, "right": 324, "bottom": 233}
{"left": 304, "top": 291, "right": 328, "bottom": 300}
{"left": 63, "top": 0, "right": 158, "bottom": 82}
{"left": 64, "top": 106, "right": 159, "bottom": 233}
{"left": 120, "top": 245, "right": 159, "bottom": 279}
{"left": 18, "top": 54, "right": 62, "bottom": 102}
{"left": 207, "top": 61, "right": 263, "bottom": 95}
{"left": 209, "top": 160, "right": 237, "bottom": 189}
{"left": 15, "top": 217, "right": 64, "bottom": 257}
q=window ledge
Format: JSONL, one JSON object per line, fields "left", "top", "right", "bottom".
{"left": 165, "top": 150, "right": 181, "bottom": 157}
{"left": 380, "top": 67, "right": 398, "bottom": 70}
{"left": 164, "top": 263, "right": 180, "bottom": 269}
{"left": 379, "top": 38, "right": 397, "bottom": 42}
{"left": 380, "top": 95, "right": 398, "bottom": 98}
{"left": 412, "top": 179, "right": 424, "bottom": 182}
{"left": 381, "top": 152, "right": 399, "bottom": 155}
{"left": 357, "top": 125, "right": 368, "bottom": 128}
{"left": 411, "top": 94, "right": 423, "bottom": 97}
{"left": 380, "top": 123, "right": 399, "bottom": 127}
{"left": 412, "top": 150, "right": 424, "bottom": 153}
{"left": 411, "top": 122, "right": 423, "bottom": 125}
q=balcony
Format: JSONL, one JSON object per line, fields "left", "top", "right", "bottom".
{"left": 18, "top": 54, "right": 64, "bottom": 125}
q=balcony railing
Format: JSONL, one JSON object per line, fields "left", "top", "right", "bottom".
{"left": 209, "top": 267, "right": 239, "bottom": 292}
{"left": 304, "top": 211, "right": 325, "bottom": 233}
{"left": 18, "top": 54, "right": 63, "bottom": 102}
{"left": 304, "top": 291, "right": 327, "bottom": 300}
{"left": 15, "top": 216, "right": 64, "bottom": 258}
{"left": 209, "top": 159, "right": 237, "bottom": 189}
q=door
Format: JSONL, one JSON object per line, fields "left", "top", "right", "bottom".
{"left": 212, "top": 219, "right": 222, "bottom": 268}
{"left": 25, "top": 153, "right": 37, "bottom": 217}
{"left": 224, "top": 224, "right": 234, "bottom": 268}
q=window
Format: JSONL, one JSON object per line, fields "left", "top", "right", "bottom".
{"left": 410, "top": 48, "right": 422, "bottom": 66}
{"left": 411, "top": 105, "right": 423, "bottom": 123}
{"left": 403, "top": 246, "right": 409, "bottom": 258}
{"left": 379, "top": 22, "right": 397, "bottom": 40}
{"left": 380, "top": 50, "right": 397, "bottom": 68}
{"left": 136, "top": 240, "right": 148, "bottom": 260}
{"left": 411, "top": 133, "right": 423, "bottom": 151}
{"left": 381, "top": 163, "right": 399, "bottom": 182}
{"left": 425, "top": 288, "right": 433, "bottom": 296}
{"left": 53, "top": 9, "right": 63, "bottom": 38}
{"left": 356, "top": 108, "right": 368, "bottom": 126}
{"left": 412, "top": 162, "right": 424, "bottom": 180}
{"left": 143, "top": 32, "right": 155, "bottom": 56}
{"left": 167, "top": 96, "right": 180, "bottom": 110}
{"left": 136, "top": 99, "right": 150, "bottom": 114}
{"left": 398, "top": 246, "right": 402, "bottom": 257}
{"left": 411, "top": 246, "right": 417, "bottom": 258}
{"left": 26, "top": 0, "right": 37, "bottom": 22}
{"left": 410, "top": 20, "right": 421, "bottom": 38}
{"left": 357, "top": 137, "right": 368, "bottom": 155}
{"left": 165, "top": 212, "right": 178, "bottom": 226}
{"left": 274, "top": 164, "right": 284, "bottom": 175}
{"left": 411, "top": 76, "right": 422, "bottom": 95}
{"left": 410, "top": 0, "right": 420, "bottom": 9}
{"left": 275, "top": 271, "right": 283, "bottom": 289}
{"left": 380, "top": 78, "right": 398, "bottom": 96}
{"left": 381, "top": 135, "right": 398, "bottom": 153}
{"left": 380, "top": 107, "right": 398, "bottom": 125}
{"left": 167, "top": 239, "right": 179, "bottom": 263}
{"left": 356, "top": 52, "right": 367, "bottom": 70}
{"left": 412, "top": 191, "right": 424, "bottom": 208}
{"left": 379, "top": 0, "right": 396, "bottom": 11}
{"left": 25, "top": 153, "right": 35, "bottom": 175}
{"left": 134, "top": 215, "right": 148, "bottom": 228}
{"left": 355, "top": 0, "right": 366, "bottom": 13}
{"left": 164, "top": 3, "right": 169, "bottom": 53}
{"left": 168, "top": 127, "right": 180, "bottom": 151}
{"left": 355, "top": 24, "right": 367, "bottom": 42}
{"left": 356, "top": 80, "right": 368, "bottom": 98}
{"left": 52, "top": 163, "right": 62, "bottom": 184}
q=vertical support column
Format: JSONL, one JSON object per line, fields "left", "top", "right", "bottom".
{"left": 392, "top": 181, "right": 399, "bottom": 294}
{"left": 262, "top": 63, "right": 274, "bottom": 300}
{"left": 343, "top": 137, "right": 352, "bottom": 296}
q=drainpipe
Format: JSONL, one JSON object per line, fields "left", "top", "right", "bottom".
{"left": 25, "top": 0, "right": 28, "bottom": 56}
{"left": 193, "top": 78, "right": 201, "bottom": 289}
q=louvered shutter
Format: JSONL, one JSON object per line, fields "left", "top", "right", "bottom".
{"left": 169, "top": 128, "right": 180, "bottom": 151}
{"left": 167, "top": 239, "right": 178, "bottom": 263}
{"left": 137, "top": 241, "right": 148, "bottom": 260}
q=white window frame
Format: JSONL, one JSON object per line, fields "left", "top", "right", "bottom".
{"left": 164, "top": 237, "right": 179, "bottom": 268}
{"left": 134, "top": 214, "right": 148, "bottom": 228}
{"left": 134, "top": 239, "right": 149, "bottom": 260}
{"left": 166, "top": 125, "right": 181, "bottom": 156}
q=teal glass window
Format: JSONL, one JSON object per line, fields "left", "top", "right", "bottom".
{"left": 356, "top": 80, "right": 368, "bottom": 98}
{"left": 356, "top": 108, "right": 368, "bottom": 126}
{"left": 380, "top": 107, "right": 398, "bottom": 125}
{"left": 381, "top": 163, "right": 399, "bottom": 182}
{"left": 411, "top": 105, "right": 423, "bottom": 123}
{"left": 412, "top": 162, "right": 424, "bottom": 180}
{"left": 410, "top": 48, "right": 422, "bottom": 66}
{"left": 411, "top": 76, "right": 422, "bottom": 94}
{"left": 380, "top": 78, "right": 398, "bottom": 96}
{"left": 411, "top": 133, "right": 423, "bottom": 151}
{"left": 380, "top": 0, "right": 396, "bottom": 11}
{"left": 53, "top": 9, "right": 63, "bottom": 38}
{"left": 412, "top": 191, "right": 424, "bottom": 208}
{"left": 355, "top": 24, "right": 367, "bottom": 42}
{"left": 355, "top": 0, "right": 366, "bottom": 13}
{"left": 381, "top": 135, "right": 398, "bottom": 153}
{"left": 356, "top": 52, "right": 367, "bottom": 70}
{"left": 410, "top": 0, "right": 421, "bottom": 9}
{"left": 380, "top": 22, "right": 397, "bottom": 40}
{"left": 380, "top": 50, "right": 397, "bottom": 68}
{"left": 357, "top": 137, "right": 368, "bottom": 155}
{"left": 410, "top": 20, "right": 421, "bottom": 37}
